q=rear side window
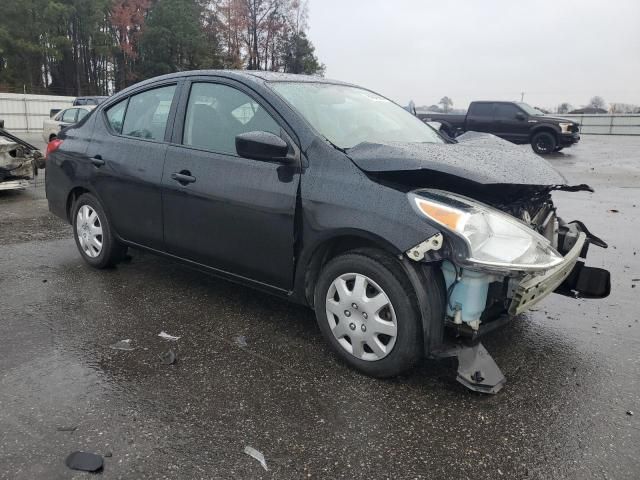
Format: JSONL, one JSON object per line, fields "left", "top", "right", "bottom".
{"left": 183, "top": 82, "right": 280, "bottom": 154}
{"left": 105, "top": 100, "right": 127, "bottom": 133}
{"left": 468, "top": 103, "right": 494, "bottom": 117}
{"left": 495, "top": 103, "right": 521, "bottom": 120}
{"left": 61, "top": 109, "right": 77, "bottom": 123}
{"left": 121, "top": 85, "right": 176, "bottom": 140}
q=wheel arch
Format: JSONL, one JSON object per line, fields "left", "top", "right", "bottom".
{"left": 294, "top": 229, "right": 402, "bottom": 307}
{"left": 65, "top": 186, "right": 93, "bottom": 223}
{"left": 530, "top": 124, "right": 560, "bottom": 142}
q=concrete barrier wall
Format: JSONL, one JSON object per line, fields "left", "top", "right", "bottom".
{"left": 0, "top": 93, "right": 75, "bottom": 132}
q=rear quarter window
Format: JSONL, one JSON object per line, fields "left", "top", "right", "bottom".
{"left": 105, "top": 100, "right": 127, "bottom": 134}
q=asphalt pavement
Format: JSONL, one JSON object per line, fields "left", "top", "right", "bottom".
{"left": 0, "top": 135, "right": 638, "bottom": 479}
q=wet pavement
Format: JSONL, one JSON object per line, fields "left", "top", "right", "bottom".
{"left": 1, "top": 135, "right": 638, "bottom": 479}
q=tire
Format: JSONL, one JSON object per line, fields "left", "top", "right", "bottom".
{"left": 314, "top": 249, "right": 425, "bottom": 378}
{"left": 531, "top": 131, "right": 557, "bottom": 154}
{"left": 72, "top": 193, "right": 127, "bottom": 268}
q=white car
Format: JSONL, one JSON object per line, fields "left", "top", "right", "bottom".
{"left": 42, "top": 106, "right": 94, "bottom": 142}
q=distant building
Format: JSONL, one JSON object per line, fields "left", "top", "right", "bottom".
{"left": 569, "top": 107, "right": 607, "bottom": 114}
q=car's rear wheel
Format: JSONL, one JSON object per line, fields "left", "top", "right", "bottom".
{"left": 72, "top": 193, "right": 126, "bottom": 268}
{"left": 531, "top": 131, "right": 557, "bottom": 154}
{"left": 314, "top": 249, "right": 424, "bottom": 378}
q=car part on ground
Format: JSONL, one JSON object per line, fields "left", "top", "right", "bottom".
{"left": 45, "top": 70, "right": 610, "bottom": 394}
{"left": 0, "top": 127, "right": 43, "bottom": 191}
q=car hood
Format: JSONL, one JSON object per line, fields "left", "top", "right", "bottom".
{"left": 346, "top": 131, "right": 567, "bottom": 186}
{"left": 534, "top": 115, "right": 575, "bottom": 123}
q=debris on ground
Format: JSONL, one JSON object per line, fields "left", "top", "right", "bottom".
{"left": 159, "top": 350, "right": 176, "bottom": 365}
{"left": 65, "top": 451, "right": 104, "bottom": 472}
{"left": 109, "top": 339, "right": 135, "bottom": 351}
{"left": 56, "top": 426, "right": 77, "bottom": 432}
{"left": 627, "top": 411, "right": 634, "bottom": 416}
{"left": 104, "top": 452, "right": 113, "bottom": 458}
{"left": 608, "top": 209, "right": 619, "bottom": 213}
{"left": 244, "top": 446, "right": 268, "bottom": 471}
{"left": 158, "top": 331, "right": 180, "bottom": 341}
{"left": 234, "top": 335, "right": 248, "bottom": 347}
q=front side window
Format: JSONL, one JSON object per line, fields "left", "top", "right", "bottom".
{"left": 77, "top": 109, "right": 89, "bottom": 121}
{"left": 270, "top": 82, "right": 444, "bottom": 149}
{"left": 121, "top": 85, "right": 176, "bottom": 140}
{"left": 61, "top": 109, "right": 78, "bottom": 123}
{"left": 183, "top": 83, "right": 280, "bottom": 154}
{"left": 105, "top": 99, "right": 127, "bottom": 133}
{"left": 495, "top": 104, "right": 521, "bottom": 119}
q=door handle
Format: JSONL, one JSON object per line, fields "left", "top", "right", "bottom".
{"left": 171, "top": 170, "right": 196, "bottom": 185}
{"left": 91, "top": 155, "right": 105, "bottom": 167}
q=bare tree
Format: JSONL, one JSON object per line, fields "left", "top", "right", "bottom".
{"left": 557, "top": 102, "right": 572, "bottom": 114}
{"left": 439, "top": 96, "right": 453, "bottom": 113}
{"left": 589, "top": 96, "right": 606, "bottom": 110}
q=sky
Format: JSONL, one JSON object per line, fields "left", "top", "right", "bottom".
{"left": 307, "top": 0, "right": 640, "bottom": 111}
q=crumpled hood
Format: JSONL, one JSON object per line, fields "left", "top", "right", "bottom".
{"left": 346, "top": 131, "right": 567, "bottom": 186}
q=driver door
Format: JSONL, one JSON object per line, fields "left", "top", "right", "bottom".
{"left": 161, "top": 79, "right": 300, "bottom": 290}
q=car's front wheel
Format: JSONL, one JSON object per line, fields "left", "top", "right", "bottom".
{"left": 314, "top": 249, "right": 424, "bottom": 378}
{"left": 531, "top": 131, "right": 557, "bottom": 154}
{"left": 72, "top": 193, "right": 126, "bottom": 268}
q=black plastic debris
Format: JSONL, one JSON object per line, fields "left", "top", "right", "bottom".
{"left": 159, "top": 350, "right": 176, "bottom": 365}
{"left": 56, "top": 426, "right": 77, "bottom": 432}
{"left": 627, "top": 410, "right": 634, "bottom": 416}
{"left": 65, "top": 451, "right": 104, "bottom": 472}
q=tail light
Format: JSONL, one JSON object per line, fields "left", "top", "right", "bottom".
{"left": 45, "top": 138, "right": 63, "bottom": 159}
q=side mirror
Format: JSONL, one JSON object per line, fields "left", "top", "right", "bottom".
{"left": 235, "top": 131, "right": 292, "bottom": 163}
{"left": 515, "top": 112, "right": 526, "bottom": 121}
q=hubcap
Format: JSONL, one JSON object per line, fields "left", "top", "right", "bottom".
{"left": 325, "top": 273, "right": 398, "bottom": 361}
{"left": 76, "top": 205, "right": 103, "bottom": 258}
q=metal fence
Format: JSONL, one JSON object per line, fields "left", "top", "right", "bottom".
{"left": 550, "top": 114, "right": 640, "bottom": 135}
{"left": 0, "top": 93, "right": 75, "bottom": 132}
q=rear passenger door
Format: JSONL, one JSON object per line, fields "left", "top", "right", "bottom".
{"left": 86, "top": 83, "right": 179, "bottom": 250}
{"left": 465, "top": 102, "right": 495, "bottom": 133}
{"left": 161, "top": 78, "right": 300, "bottom": 290}
{"left": 493, "top": 103, "right": 529, "bottom": 143}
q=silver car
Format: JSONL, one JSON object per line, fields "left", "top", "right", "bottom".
{"left": 42, "top": 106, "right": 94, "bottom": 142}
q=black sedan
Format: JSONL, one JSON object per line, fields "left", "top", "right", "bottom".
{"left": 45, "top": 71, "right": 610, "bottom": 393}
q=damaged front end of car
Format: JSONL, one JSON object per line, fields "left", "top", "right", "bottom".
{"left": 348, "top": 133, "right": 611, "bottom": 393}
{"left": 0, "top": 128, "right": 44, "bottom": 191}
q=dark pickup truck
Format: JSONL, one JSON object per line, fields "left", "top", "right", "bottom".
{"left": 418, "top": 101, "right": 580, "bottom": 154}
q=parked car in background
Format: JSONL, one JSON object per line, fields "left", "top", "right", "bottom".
{"left": 45, "top": 71, "right": 610, "bottom": 393}
{"left": 73, "top": 96, "right": 108, "bottom": 106}
{"left": 42, "top": 106, "right": 94, "bottom": 142}
{"left": 419, "top": 101, "right": 581, "bottom": 154}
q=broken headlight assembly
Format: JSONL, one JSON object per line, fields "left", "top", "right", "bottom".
{"left": 409, "top": 190, "right": 563, "bottom": 272}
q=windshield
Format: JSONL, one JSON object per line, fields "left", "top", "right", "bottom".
{"left": 270, "top": 82, "right": 444, "bottom": 149}
{"left": 516, "top": 102, "right": 545, "bottom": 116}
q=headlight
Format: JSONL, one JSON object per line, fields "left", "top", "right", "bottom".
{"left": 559, "top": 122, "right": 572, "bottom": 133}
{"left": 410, "top": 190, "right": 563, "bottom": 272}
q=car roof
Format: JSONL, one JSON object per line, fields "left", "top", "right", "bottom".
{"left": 112, "top": 70, "right": 354, "bottom": 98}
